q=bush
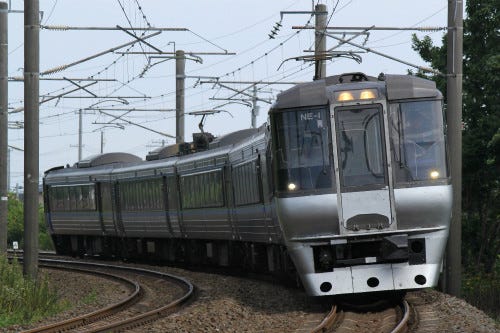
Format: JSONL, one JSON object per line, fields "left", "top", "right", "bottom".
{"left": 0, "top": 254, "right": 62, "bottom": 327}
{"left": 462, "top": 258, "right": 500, "bottom": 321}
{"left": 6, "top": 193, "right": 54, "bottom": 251}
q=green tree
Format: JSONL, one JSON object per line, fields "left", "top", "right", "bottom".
{"left": 7, "top": 193, "right": 24, "bottom": 246}
{"left": 6, "top": 194, "right": 53, "bottom": 250}
{"left": 412, "top": 0, "right": 500, "bottom": 273}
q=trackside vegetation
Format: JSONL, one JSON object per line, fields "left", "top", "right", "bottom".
{"left": 412, "top": 0, "right": 499, "bottom": 321}
{"left": 0, "top": 255, "right": 62, "bottom": 327}
{"left": 7, "top": 193, "right": 54, "bottom": 251}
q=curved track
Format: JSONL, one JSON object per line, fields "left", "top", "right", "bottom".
{"left": 19, "top": 259, "right": 194, "bottom": 333}
{"left": 303, "top": 300, "right": 411, "bottom": 333}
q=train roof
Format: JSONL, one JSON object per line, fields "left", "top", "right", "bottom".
{"left": 271, "top": 72, "right": 440, "bottom": 110}
{"left": 44, "top": 124, "right": 268, "bottom": 183}
{"left": 75, "top": 152, "right": 142, "bottom": 168}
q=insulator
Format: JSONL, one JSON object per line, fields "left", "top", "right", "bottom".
{"left": 44, "top": 25, "right": 70, "bottom": 31}
{"left": 43, "top": 65, "right": 69, "bottom": 75}
{"left": 419, "top": 26, "right": 447, "bottom": 32}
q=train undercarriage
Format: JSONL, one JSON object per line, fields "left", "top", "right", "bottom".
{"left": 52, "top": 234, "right": 296, "bottom": 278}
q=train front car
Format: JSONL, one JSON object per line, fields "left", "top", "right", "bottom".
{"left": 269, "top": 73, "right": 452, "bottom": 296}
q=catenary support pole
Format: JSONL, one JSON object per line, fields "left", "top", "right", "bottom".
{"left": 0, "top": 1, "right": 8, "bottom": 254}
{"left": 445, "top": 0, "right": 463, "bottom": 297}
{"left": 7, "top": 148, "right": 9, "bottom": 191}
{"left": 314, "top": 4, "right": 327, "bottom": 80}
{"left": 176, "top": 50, "right": 185, "bottom": 143}
{"left": 100, "top": 131, "right": 104, "bottom": 154}
{"left": 78, "top": 109, "right": 82, "bottom": 161}
{"left": 24, "top": 0, "right": 39, "bottom": 278}
{"left": 251, "top": 85, "right": 257, "bottom": 129}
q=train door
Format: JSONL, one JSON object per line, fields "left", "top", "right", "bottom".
{"left": 112, "top": 182, "right": 126, "bottom": 237}
{"left": 166, "top": 174, "right": 182, "bottom": 237}
{"left": 331, "top": 104, "right": 396, "bottom": 232}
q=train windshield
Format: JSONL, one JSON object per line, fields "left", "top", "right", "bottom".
{"left": 390, "top": 100, "right": 448, "bottom": 182}
{"left": 272, "top": 106, "right": 333, "bottom": 193}
{"left": 335, "top": 105, "right": 387, "bottom": 188}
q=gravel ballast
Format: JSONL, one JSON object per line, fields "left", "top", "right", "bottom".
{"left": 2, "top": 263, "right": 498, "bottom": 333}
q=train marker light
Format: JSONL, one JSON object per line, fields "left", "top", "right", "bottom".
{"left": 429, "top": 170, "right": 440, "bottom": 179}
{"left": 287, "top": 183, "right": 297, "bottom": 191}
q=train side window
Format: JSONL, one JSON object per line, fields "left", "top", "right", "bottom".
{"left": 89, "top": 186, "right": 96, "bottom": 210}
{"left": 81, "top": 186, "right": 89, "bottom": 210}
{"left": 80, "top": 185, "right": 95, "bottom": 211}
{"left": 49, "top": 185, "right": 96, "bottom": 212}
{"left": 180, "top": 170, "right": 224, "bottom": 209}
{"left": 233, "top": 160, "right": 262, "bottom": 206}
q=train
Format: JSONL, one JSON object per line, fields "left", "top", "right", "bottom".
{"left": 43, "top": 72, "right": 452, "bottom": 296}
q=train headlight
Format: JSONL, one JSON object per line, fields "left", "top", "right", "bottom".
{"left": 360, "top": 89, "right": 377, "bottom": 100}
{"left": 429, "top": 170, "right": 440, "bottom": 179}
{"left": 336, "top": 92, "right": 354, "bottom": 101}
{"left": 335, "top": 89, "right": 378, "bottom": 102}
{"left": 287, "top": 183, "right": 297, "bottom": 191}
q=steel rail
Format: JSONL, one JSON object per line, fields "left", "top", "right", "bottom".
{"left": 20, "top": 263, "right": 141, "bottom": 333}
{"left": 310, "top": 304, "right": 338, "bottom": 333}
{"left": 391, "top": 300, "right": 411, "bottom": 333}
{"left": 31, "top": 259, "right": 194, "bottom": 333}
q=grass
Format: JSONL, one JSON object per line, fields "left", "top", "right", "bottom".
{"left": 462, "top": 269, "right": 500, "bottom": 322}
{"left": 0, "top": 254, "right": 63, "bottom": 328}
{"left": 82, "top": 289, "right": 99, "bottom": 305}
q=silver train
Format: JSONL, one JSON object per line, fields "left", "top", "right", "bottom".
{"left": 44, "top": 72, "right": 452, "bottom": 296}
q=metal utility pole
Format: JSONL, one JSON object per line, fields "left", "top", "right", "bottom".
{"left": 100, "top": 131, "right": 104, "bottom": 154}
{"left": 0, "top": 1, "right": 8, "bottom": 254}
{"left": 24, "top": 0, "right": 39, "bottom": 278}
{"left": 445, "top": 0, "right": 463, "bottom": 297}
{"left": 251, "top": 85, "right": 258, "bottom": 129}
{"left": 7, "top": 148, "right": 9, "bottom": 191}
{"left": 78, "top": 109, "right": 83, "bottom": 161}
{"left": 176, "top": 50, "right": 185, "bottom": 143}
{"left": 314, "top": 3, "right": 327, "bottom": 80}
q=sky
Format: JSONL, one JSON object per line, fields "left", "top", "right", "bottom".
{"left": 6, "top": 0, "right": 457, "bottom": 189}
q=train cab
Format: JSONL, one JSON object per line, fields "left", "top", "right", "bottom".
{"left": 269, "top": 73, "right": 452, "bottom": 295}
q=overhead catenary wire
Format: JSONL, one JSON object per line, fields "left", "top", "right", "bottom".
{"left": 10, "top": 2, "right": 449, "bottom": 161}
{"left": 40, "top": 31, "right": 162, "bottom": 75}
{"left": 35, "top": 2, "right": 302, "bottom": 109}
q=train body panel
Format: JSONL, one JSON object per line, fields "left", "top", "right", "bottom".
{"left": 277, "top": 194, "right": 339, "bottom": 239}
{"left": 44, "top": 72, "right": 451, "bottom": 297}
{"left": 231, "top": 204, "right": 273, "bottom": 242}
{"left": 48, "top": 211, "right": 102, "bottom": 235}
{"left": 394, "top": 185, "right": 452, "bottom": 229}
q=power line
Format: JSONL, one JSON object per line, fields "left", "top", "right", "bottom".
{"left": 292, "top": 25, "right": 447, "bottom": 32}
{"left": 42, "top": 25, "right": 188, "bottom": 32}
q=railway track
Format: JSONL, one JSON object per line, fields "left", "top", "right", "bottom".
{"left": 17, "top": 259, "right": 194, "bottom": 333}
{"left": 8, "top": 252, "right": 418, "bottom": 332}
{"left": 300, "top": 300, "right": 411, "bottom": 333}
